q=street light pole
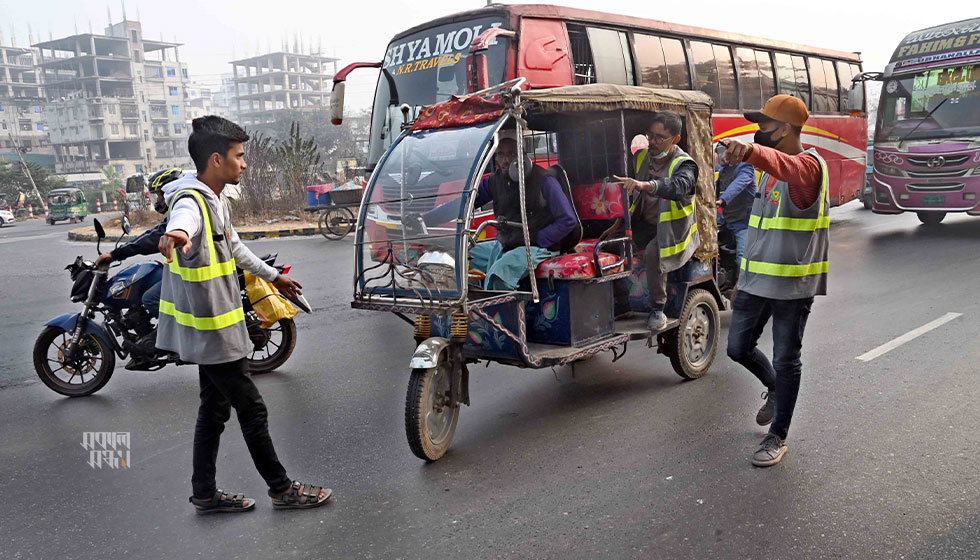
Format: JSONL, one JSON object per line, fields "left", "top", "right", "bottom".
{"left": 6, "top": 131, "right": 44, "bottom": 206}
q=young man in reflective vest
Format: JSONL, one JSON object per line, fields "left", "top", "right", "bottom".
{"left": 614, "top": 111, "right": 700, "bottom": 331}
{"left": 157, "top": 116, "right": 332, "bottom": 512}
{"left": 721, "top": 95, "right": 830, "bottom": 467}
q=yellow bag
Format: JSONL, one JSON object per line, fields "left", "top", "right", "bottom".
{"left": 244, "top": 272, "right": 298, "bottom": 328}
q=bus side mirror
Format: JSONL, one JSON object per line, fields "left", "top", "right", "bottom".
{"left": 330, "top": 81, "right": 346, "bottom": 125}
{"left": 467, "top": 53, "right": 490, "bottom": 93}
{"left": 846, "top": 81, "right": 865, "bottom": 115}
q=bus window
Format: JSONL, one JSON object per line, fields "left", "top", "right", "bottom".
{"left": 775, "top": 53, "right": 799, "bottom": 100}
{"left": 757, "top": 51, "right": 776, "bottom": 102}
{"left": 792, "top": 55, "right": 811, "bottom": 108}
{"left": 586, "top": 27, "right": 632, "bottom": 85}
{"left": 836, "top": 62, "right": 855, "bottom": 110}
{"left": 735, "top": 47, "right": 764, "bottom": 110}
{"left": 634, "top": 33, "right": 669, "bottom": 88}
{"left": 568, "top": 25, "right": 596, "bottom": 84}
{"left": 808, "top": 57, "right": 830, "bottom": 112}
{"left": 821, "top": 58, "right": 839, "bottom": 112}
{"left": 713, "top": 44, "right": 738, "bottom": 109}
{"left": 690, "top": 41, "right": 720, "bottom": 105}
{"left": 691, "top": 41, "right": 738, "bottom": 109}
{"left": 662, "top": 38, "right": 691, "bottom": 89}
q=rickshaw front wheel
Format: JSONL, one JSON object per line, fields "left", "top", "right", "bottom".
{"left": 405, "top": 360, "right": 460, "bottom": 461}
{"left": 663, "top": 288, "right": 719, "bottom": 380}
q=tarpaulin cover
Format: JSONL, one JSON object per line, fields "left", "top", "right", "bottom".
{"left": 411, "top": 93, "right": 506, "bottom": 131}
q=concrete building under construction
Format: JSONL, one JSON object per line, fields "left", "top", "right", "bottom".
{"left": 0, "top": 42, "right": 50, "bottom": 155}
{"left": 33, "top": 19, "right": 192, "bottom": 179}
{"left": 231, "top": 50, "right": 337, "bottom": 133}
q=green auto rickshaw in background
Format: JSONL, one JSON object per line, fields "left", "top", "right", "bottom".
{"left": 46, "top": 188, "right": 88, "bottom": 225}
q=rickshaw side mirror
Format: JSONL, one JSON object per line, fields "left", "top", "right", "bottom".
{"left": 330, "top": 81, "right": 346, "bottom": 125}
{"left": 93, "top": 219, "right": 106, "bottom": 239}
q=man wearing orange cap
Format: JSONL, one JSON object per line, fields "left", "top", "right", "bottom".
{"left": 720, "top": 94, "right": 829, "bottom": 467}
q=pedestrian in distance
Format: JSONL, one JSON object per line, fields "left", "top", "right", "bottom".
{"left": 721, "top": 94, "right": 830, "bottom": 467}
{"left": 157, "top": 115, "right": 332, "bottom": 512}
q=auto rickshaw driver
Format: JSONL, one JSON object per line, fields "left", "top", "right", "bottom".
{"left": 404, "top": 129, "right": 578, "bottom": 291}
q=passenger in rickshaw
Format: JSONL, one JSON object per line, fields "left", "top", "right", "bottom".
{"left": 611, "top": 111, "right": 701, "bottom": 331}
{"left": 406, "top": 128, "right": 579, "bottom": 290}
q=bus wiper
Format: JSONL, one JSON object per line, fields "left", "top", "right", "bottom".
{"left": 897, "top": 97, "right": 948, "bottom": 145}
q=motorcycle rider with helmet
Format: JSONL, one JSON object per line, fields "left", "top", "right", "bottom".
{"left": 95, "top": 167, "right": 183, "bottom": 369}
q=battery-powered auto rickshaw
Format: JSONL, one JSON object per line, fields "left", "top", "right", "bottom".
{"left": 47, "top": 188, "right": 88, "bottom": 225}
{"left": 352, "top": 80, "right": 724, "bottom": 461}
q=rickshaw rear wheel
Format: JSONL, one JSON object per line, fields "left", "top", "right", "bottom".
{"left": 664, "top": 288, "right": 719, "bottom": 380}
{"left": 405, "top": 361, "right": 459, "bottom": 461}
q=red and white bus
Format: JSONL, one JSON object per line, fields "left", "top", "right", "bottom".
{"left": 334, "top": 4, "right": 868, "bottom": 206}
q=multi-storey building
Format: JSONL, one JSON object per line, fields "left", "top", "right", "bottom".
{"left": 185, "top": 81, "right": 215, "bottom": 122}
{"left": 34, "top": 20, "right": 191, "bottom": 179}
{"left": 231, "top": 51, "right": 336, "bottom": 133}
{"left": 0, "top": 44, "right": 50, "bottom": 155}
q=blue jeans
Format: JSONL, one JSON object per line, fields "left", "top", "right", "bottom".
{"left": 470, "top": 240, "right": 557, "bottom": 290}
{"left": 732, "top": 226, "right": 748, "bottom": 265}
{"left": 142, "top": 280, "right": 161, "bottom": 318}
{"left": 726, "top": 290, "right": 813, "bottom": 440}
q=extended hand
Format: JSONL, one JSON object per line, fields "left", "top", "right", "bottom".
{"left": 159, "top": 230, "right": 191, "bottom": 263}
{"left": 273, "top": 274, "right": 303, "bottom": 299}
{"left": 95, "top": 253, "right": 113, "bottom": 269}
{"left": 719, "top": 139, "right": 753, "bottom": 165}
{"left": 612, "top": 175, "right": 653, "bottom": 196}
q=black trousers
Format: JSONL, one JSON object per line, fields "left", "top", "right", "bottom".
{"left": 191, "top": 357, "right": 291, "bottom": 499}
{"left": 726, "top": 290, "right": 814, "bottom": 440}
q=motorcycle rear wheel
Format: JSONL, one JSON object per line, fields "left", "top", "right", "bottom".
{"left": 33, "top": 326, "right": 116, "bottom": 397}
{"left": 247, "top": 318, "right": 297, "bottom": 374}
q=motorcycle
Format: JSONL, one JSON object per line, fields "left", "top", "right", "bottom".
{"left": 33, "top": 218, "right": 311, "bottom": 397}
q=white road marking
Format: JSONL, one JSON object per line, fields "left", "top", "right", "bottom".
{"left": 856, "top": 312, "right": 963, "bottom": 362}
{"left": 0, "top": 232, "right": 62, "bottom": 245}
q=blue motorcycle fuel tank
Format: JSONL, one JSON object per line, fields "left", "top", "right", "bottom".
{"left": 103, "top": 261, "right": 163, "bottom": 309}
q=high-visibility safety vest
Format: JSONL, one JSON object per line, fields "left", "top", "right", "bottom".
{"left": 656, "top": 151, "right": 700, "bottom": 273}
{"left": 738, "top": 148, "right": 830, "bottom": 300}
{"left": 156, "top": 187, "right": 250, "bottom": 365}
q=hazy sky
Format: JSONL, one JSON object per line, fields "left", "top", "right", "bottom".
{"left": 2, "top": 0, "right": 977, "bottom": 111}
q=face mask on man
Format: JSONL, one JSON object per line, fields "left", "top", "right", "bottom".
{"left": 153, "top": 197, "right": 168, "bottom": 215}
{"left": 753, "top": 125, "right": 783, "bottom": 149}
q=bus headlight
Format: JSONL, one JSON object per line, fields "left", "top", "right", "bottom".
{"left": 876, "top": 163, "right": 904, "bottom": 177}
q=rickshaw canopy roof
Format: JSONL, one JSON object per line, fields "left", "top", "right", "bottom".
{"left": 520, "top": 84, "right": 713, "bottom": 115}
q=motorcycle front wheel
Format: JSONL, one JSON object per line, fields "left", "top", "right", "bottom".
{"left": 33, "top": 326, "right": 116, "bottom": 397}
{"left": 246, "top": 318, "right": 297, "bottom": 374}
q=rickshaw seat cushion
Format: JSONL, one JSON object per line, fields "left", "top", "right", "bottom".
{"left": 571, "top": 183, "right": 626, "bottom": 220}
{"left": 574, "top": 238, "right": 600, "bottom": 254}
{"left": 534, "top": 251, "right": 624, "bottom": 280}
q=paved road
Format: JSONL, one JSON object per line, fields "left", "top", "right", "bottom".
{"left": 0, "top": 204, "right": 978, "bottom": 559}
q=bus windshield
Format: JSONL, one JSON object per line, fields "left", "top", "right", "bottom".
{"left": 367, "top": 16, "right": 507, "bottom": 167}
{"left": 875, "top": 64, "right": 980, "bottom": 143}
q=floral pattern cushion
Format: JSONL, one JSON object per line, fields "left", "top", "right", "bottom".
{"left": 534, "top": 251, "right": 624, "bottom": 279}
{"left": 571, "top": 182, "right": 626, "bottom": 220}
{"left": 574, "top": 238, "right": 600, "bottom": 254}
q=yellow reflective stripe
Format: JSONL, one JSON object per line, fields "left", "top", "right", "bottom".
{"left": 169, "top": 258, "right": 237, "bottom": 281}
{"left": 748, "top": 214, "right": 830, "bottom": 231}
{"left": 167, "top": 189, "right": 236, "bottom": 282}
{"left": 740, "top": 259, "right": 829, "bottom": 277}
{"left": 159, "top": 300, "right": 245, "bottom": 330}
{"left": 634, "top": 149, "right": 647, "bottom": 175}
{"left": 667, "top": 155, "right": 693, "bottom": 177}
{"left": 660, "top": 221, "right": 698, "bottom": 258}
{"left": 660, "top": 199, "right": 695, "bottom": 222}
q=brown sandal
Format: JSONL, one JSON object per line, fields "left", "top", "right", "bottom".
{"left": 189, "top": 489, "right": 256, "bottom": 514}
{"left": 269, "top": 480, "right": 332, "bottom": 510}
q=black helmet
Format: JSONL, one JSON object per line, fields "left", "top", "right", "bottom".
{"left": 148, "top": 168, "right": 183, "bottom": 193}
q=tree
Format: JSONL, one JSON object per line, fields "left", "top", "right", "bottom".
{"left": 237, "top": 125, "right": 326, "bottom": 217}
{"left": 101, "top": 165, "right": 124, "bottom": 192}
{"left": 0, "top": 160, "right": 66, "bottom": 206}
{"left": 265, "top": 108, "right": 367, "bottom": 164}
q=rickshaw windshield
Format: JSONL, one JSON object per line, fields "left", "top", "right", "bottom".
{"left": 357, "top": 120, "right": 501, "bottom": 300}
{"left": 48, "top": 193, "right": 69, "bottom": 205}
